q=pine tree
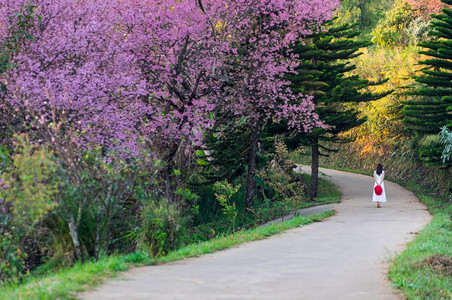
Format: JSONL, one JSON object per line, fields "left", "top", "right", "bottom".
{"left": 403, "top": 0, "right": 452, "bottom": 167}
{"left": 286, "top": 21, "right": 390, "bottom": 198}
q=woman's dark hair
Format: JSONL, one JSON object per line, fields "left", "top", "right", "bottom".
{"left": 376, "top": 164, "right": 383, "bottom": 175}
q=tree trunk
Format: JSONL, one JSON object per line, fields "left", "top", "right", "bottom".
{"left": 310, "top": 138, "right": 319, "bottom": 199}
{"left": 94, "top": 211, "right": 101, "bottom": 260}
{"left": 161, "top": 163, "right": 176, "bottom": 203}
{"left": 68, "top": 216, "right": 83, "bottom": 261}
{"left": 245, "top": 123, "right": 259, "bottom": 208}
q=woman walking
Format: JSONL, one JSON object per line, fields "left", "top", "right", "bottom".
{"left": 372, "top": 164, "right": 386, "bottom": 208}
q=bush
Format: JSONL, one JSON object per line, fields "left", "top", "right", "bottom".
{"left": 257, "top": 142, "right": 306, "bottom": 213}
{"left": 0, "top": 176, "right": 26, "bottom": 285}
{"left": 2, "top": 135, "right": 59, "bottom": 233}
{"left": 137, "top": 199, "right": 184, "bottom": 258}
{"left": 439, "top": 126, "right": 452, "bottom": 164}
{"left": 335, "top": 0, "right": 394, "bottom": 37}
{"left": 0, "top": 230, "right": 26, "bottom": 285}
{"left": 371, "top": 0, "right": 415, "bottom": 47}
{"left": 0, "top": 135, "right": 58, "bottom": 283}
{"left": 214, "top": 180, "right": 240, "bottom": 232}
{"left": 42, "top": 147, "right": 152, "bottom": 263}
{"left": 370, "top": 0, "right": 434, "bottom": 47}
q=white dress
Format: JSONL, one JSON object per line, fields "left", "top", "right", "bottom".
{"left": 372, "top": 170, "right": 386, "bottom": 203}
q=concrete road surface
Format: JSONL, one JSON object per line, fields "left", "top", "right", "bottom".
{"left": 79, "top": 167, "right": 432, "bottom": 300}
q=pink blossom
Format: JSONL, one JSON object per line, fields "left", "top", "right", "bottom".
{"left": 1, "top": 0, "right": 338, "bottom": 161}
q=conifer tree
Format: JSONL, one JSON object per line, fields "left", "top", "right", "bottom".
{"left": 286, "top": 21, "right": 390, "bottom": 198}
{"left": 403, "top": 0, "right": 452, "bottom": 167}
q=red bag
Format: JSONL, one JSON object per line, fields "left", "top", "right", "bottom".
{"left": 374, "top": 185, "right": 383, "bottom": 196}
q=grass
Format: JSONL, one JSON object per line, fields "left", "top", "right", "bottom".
{"left": 0, "top": 211, "right": 335, "bottom": 300}
{"left": 314, "top": 176, "right": 342, "bottom": 204}
{"left": 388, "top": 193, "right": 452, "bottom": 300}
{"left": 0, "top": 251, "right": 152, "bottom": 300}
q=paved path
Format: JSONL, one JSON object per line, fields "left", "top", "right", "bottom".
{"left": 79, "top": 167, "right": 432, "bottom": 300}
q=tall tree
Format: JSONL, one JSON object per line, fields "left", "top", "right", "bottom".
{"left": 403, "top": 0, "right": 452, "bottom": 167}
{"left": 1, "top": 0, "right": 339, "bottom": 207}
{"left": 286, "top": 21, "right": 390, "bottom": 198}
{"left": 192, "top": 0, "right": 339, "bottom": 208}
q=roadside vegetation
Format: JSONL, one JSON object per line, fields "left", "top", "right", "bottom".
{"left": 0, "top": 0, "right": 451, "bottom": 299}
{"left": 0, "top": 0, "right": 341, "bottom": 289}
{"left": 0, "top": 210, "right": 335, "bottom": 300}
{"left": 388, "top": 191, "right": 451, "bottom": 299}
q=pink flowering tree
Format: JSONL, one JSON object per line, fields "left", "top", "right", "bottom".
{"left": 1, "top": 0, "right": 148, "bottom": 154}
{"left": 209, "top": 0, "right": 338, "bottom": 206}
{"left": 0, "top": 0, "right": 339, "bottom": 259}
{"left": 120, "top": 0, "right": 338, "bottom": 205}
{"left": 0, "top": 0, "right": 150, "bottom": 260}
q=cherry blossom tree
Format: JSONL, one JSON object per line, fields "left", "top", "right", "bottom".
{"left": 121, "top": 0, "right": 338, "bottom": 205}
{"left": 1, "top": 0, "right": 339, "bottom": 207}
{"left": 0, "top": 0, "right": 340, "bottom": 260}
{"left": 0, "top": 0, "right": 149, "bottom": 260}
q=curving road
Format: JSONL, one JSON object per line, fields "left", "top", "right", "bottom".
{"left": 79, "top": 167, "right": 432, "bottom": 300}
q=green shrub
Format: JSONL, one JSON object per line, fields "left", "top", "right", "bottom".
{"left": 371, "top": 0, "right": 414, "bottom": 47}
{"left": 335, "top": 0, "right": 394, "bottom": 37}
{"left": 439, "top": 126, "right": 452, "bottom": 164}
{"left": 214, "top": 180, "right": 240, "bottom": 232}
{"left": 0, "top": 135, "right": 58, "bottom": 283}
{"left": 258, "top": 142, "right": 306, "bottom": 214}
{"left": 2, "top": 135, "right": 59, "bottom": 233}
{"left": 137, "top": 199, "right": 184, "bottom": 257}
{"left": 371, "top": 0, "right": 431, "bottom": 47}
{"left": 0, "top": 230, "right": 26, "bottom": 285}
{"left": 42, "top": 147, "right": 151, "bottom": 264}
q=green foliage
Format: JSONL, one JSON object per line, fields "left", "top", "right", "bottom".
{"left": 78, "top": 148, "right": 139, "bottom": 257}
{"left": 0, "top": 147, "right": 23, "bottom": 285}
{"left": 0, "top": 135, "right": 59, "bottom": 283}
{"left": 137, "top": 199, "right": 184, "bottom": 258}
{"left": 389, "top": 193, "right": 452, "bottom": 299}
{"left": 214, "top": 180, "right": 240, "bottom": 232}
{"left": 2, "top": 135, "right": 59, "bottom": 233}
{"left": 334, "top": 0, "right": 361, "bottom": 25}
{"left": 258, "top": 142, "right": 305, "bottom": 213}
{"left": 287, "top": 21, "right": 390, "bottom": 154}
{"left": 371, "top": 0, "right": 421, "bottom": 47}
{"left": 41, "top": 147, "right": 158, "bottom": 264}
{"left": 202, "top": 121, "right": 251, "bottom": 181}
{"left": 335, "top": 0, "right": 394, "bottom": 37}
{"left": 0, "top": 229, "right": 26, "bottom": 285}
{"left": 403, "top": 0, "right": 452, "bottom": 167}
{"left": 0, "top": 145, "right": 10, "bottom": 173}
{"left": 186, "top": 172, "right": 340, "bottom": 244}
{"left": 417, "top": 134, "right": 445, "bottom": 166}
{"left": 439, "top": 126, "right": 452, "bottom": 163}
{"left": 175, "top": 187, "right": 200, "bottom": 217}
